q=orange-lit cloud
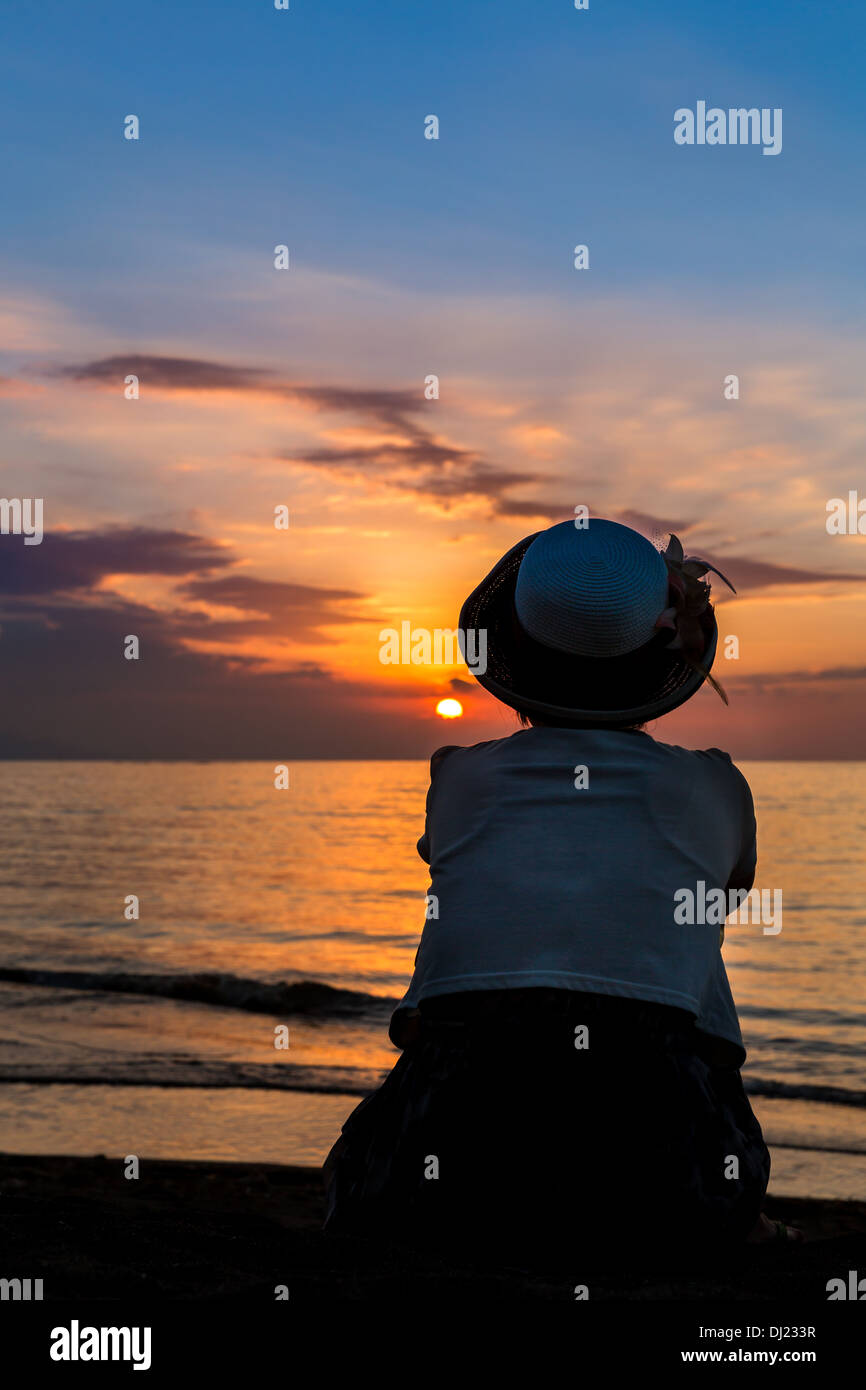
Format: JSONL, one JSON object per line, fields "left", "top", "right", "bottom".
{"left": 1, "top": 279, "right": 864, "bottom": 758}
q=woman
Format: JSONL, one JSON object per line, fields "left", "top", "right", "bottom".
{"left": 324, "top": 517, "right": 799, "bottom": 1262}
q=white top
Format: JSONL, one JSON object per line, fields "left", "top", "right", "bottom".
{"left": 393, "top": 728, "right": 756, "bottom": 1058}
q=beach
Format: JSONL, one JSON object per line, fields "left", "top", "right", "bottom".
{"left": 3, "top": 1151, "right": 865, "bottom": 1301}
{"left": 1, "top": 760, "right": 865, "bottom": 1201}
{"left": 2, "top": 760, "right": 865, "bottom": 1309}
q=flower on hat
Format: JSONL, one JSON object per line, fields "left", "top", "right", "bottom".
{"left": 654, "top": 534, "right": 736, "bottom": 704}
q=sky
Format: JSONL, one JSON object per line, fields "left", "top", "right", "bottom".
{"left": 1, "top": 0, "right": 865, "bottom": 758}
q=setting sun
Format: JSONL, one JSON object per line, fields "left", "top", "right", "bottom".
{"left": 436, "top": 698, "right": 463, "bottom": 719}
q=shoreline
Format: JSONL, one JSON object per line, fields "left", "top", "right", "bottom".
{"left": 3, "top": 1151, "right": 865, "bottom": 1301}
{"left": 2, "top": 1081, "right": 864, "bottom": 1202}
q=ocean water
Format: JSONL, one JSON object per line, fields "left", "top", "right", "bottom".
{"left": 0, "top": 759, "right": 864, "bottom": 1200}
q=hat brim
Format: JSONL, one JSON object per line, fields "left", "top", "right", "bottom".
{"left": 458, "top": 533, "right": 719, "bottom": 725}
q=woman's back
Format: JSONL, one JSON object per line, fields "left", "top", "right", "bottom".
{"left": 325, "top": 519, "right": 788, "bottom": 1256}
{"left": 396, "top": 727, "right": 756, "bottom": 1053}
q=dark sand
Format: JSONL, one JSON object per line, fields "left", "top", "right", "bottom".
{"left": 2, "top": 1152, "right": 864, "bottom": 1301}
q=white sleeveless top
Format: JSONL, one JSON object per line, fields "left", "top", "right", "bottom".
{"left": 392, "top": 728, "right": 756, "bottom": 1057}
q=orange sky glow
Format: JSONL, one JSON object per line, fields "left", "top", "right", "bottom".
{"left": 2, "top": 279, "right": 865, "bottom": 758}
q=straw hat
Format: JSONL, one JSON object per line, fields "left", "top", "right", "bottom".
{"left": 459, "top": 517, "right": 733, "bottom": 724}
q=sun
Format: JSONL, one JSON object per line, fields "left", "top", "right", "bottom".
{"left": 435, "top": 698, "right": 463, "bottom": 719}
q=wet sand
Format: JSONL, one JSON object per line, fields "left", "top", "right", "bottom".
{"left": 2, "top": 1151, "right": 865, "bottom": 1301}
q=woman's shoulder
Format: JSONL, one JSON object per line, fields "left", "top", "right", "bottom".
{"left": 651, "top": 737, "right": 737, "bottom": 769}
{"left": 651, "top": 738, "right": 753, "bottom": 804}
{"left": 429, "top": 743, "right": 460, "bottom": 776}
{"left": 425, "top": 735, "right": 526, "bottom": 802}
{"left": 428, "top": 734, "right": 516, "bottom": 774}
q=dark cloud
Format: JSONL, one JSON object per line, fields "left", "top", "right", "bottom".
{"left": 287, "top": 384, "right": 425, "bottom": 430}
{"left": 181, "top": 574, "right": 362, "bottom": 611}
{"left": 1, "top": 516, "right": 865, "bottom": 758}
{"left": 0, "top": 523, "right": 395, "bottom": 755}
{"left": 298, "top": 440, "right": 474, "bottom": 471}
{"left": 41, "top": 354, "right": 866, "bottom": 593}
{"left": 296, "top": 448, "right": 543, "bottom": 510}
{"left": 178, "top": 574, "right": 371, "bottom": 642}
{"left": 0, "top": 527, "right": 231, "bottom": 596}
{"left": 495, "top": 497, "right": 574, "bottom": 519}
{"left": 0, "top": 526, "right": 366, "bottom": 635}
{"left": 0, "top": 525, "right": 371, "bottom": 649}
{"left": 53, "top": 353, "right": 548, "bottom": 517}
{"left": 52, "top": 355, "right": 422, "bottom": 427}
{"left": 487, "top": 501, "right": 682, "bottom": 525}
{"left": 730, "top": 665, "right": 866, "bottom": 691}
{"left": 614, "top": 509, "right": 694, "bottom": 538}
{"left": 0, "top": 595, "right": 424, "bottom": 759}
{"left": 292, "top": 436, "right": 545, "bottom": 514}
{"left": 699, "top": 554, "right": 865, "bottom": 595}
{"left": 0, "top": 522, "right": 426, "bottom": 757}
{"left": 54, "top": 355, "right": 273, "bottom": 392}
{"left": 606, "top": 512, "right": 865, "bottom": 595}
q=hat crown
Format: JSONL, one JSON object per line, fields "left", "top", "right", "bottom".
{"left": 514, "top": 518, "right": 669, "bottom": 658}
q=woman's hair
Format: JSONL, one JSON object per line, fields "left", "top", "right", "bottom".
{"left": 515, "top": 709, "right": 646, "bottom": 732}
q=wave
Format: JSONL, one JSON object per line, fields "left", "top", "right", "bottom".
{"left": 8, "top": 1058, "right": 862, "bottom": 1116}
{"left": 0, "top": 966, "right": 395, "bottom": 1020}
{"left": 2, "top": 970, "right": 864, "bottom": 1113}
{"left": 0, "top": 1069, "right": 863, "bottom": 1156}
{"left": 0, "top": 1056, "right": 863, "bottom": 1115}
{"left": 0, "top": 1060, "right": 382, "bottom": 1096}
{"left": 744, "top": 1076, "right": 866, "bottom": 1109}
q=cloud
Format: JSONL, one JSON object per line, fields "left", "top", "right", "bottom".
{"left": 178, "top": 574, "right": 371, "bottom": 642}
{"left": 0, "top": 593, "right": 424, "bottom": 758}
{"left": 50, "top": 353, "right": 552, "bottom": 518}
{"left": 52, "top": 354, "right": 422, "bottom": 421}
{"left": 0, "top": 522, "right": 417, "bottom": 757}
{"left": 55, "top": 354, "right": 274, "bottom": 392}
{"left": 492, "top": 494, "right": 576, "bottom": 520}
{"left": 295, "top": 443, "right": 542, "bottom": 510}
{"left": 730, "top": 664, "right": 866, "bottom": 691}
{"left": 614, "top": 508, "right": 694, "bottom": 538}
{"left": 1, "top": 519, "right": 864, "bottom": 759}
{"left": 286, "top": 384, "right": 427, "bottom": 431}
{"left": 697, "top": 554, "right": 866, "bottom": 595}
{"left": 0, "top": 525, "right": 370, "bottom": 647}
{"left": 0, "top": 527, "right": 232, "bottom": 596}
{"left": 608, "top": 512, "right": 866, "bottom": 594}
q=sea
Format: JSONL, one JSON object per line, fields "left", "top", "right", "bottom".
{"left": 0, "top": 760, "right": 864, "bottom": 1200}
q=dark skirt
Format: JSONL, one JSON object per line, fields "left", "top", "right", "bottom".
{"left": 323, "top": 989, "right": 770, "bottom": 1263}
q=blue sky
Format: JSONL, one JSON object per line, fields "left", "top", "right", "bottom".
{"left": 3, "top": 0, "right": 866, "bottom": 316}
